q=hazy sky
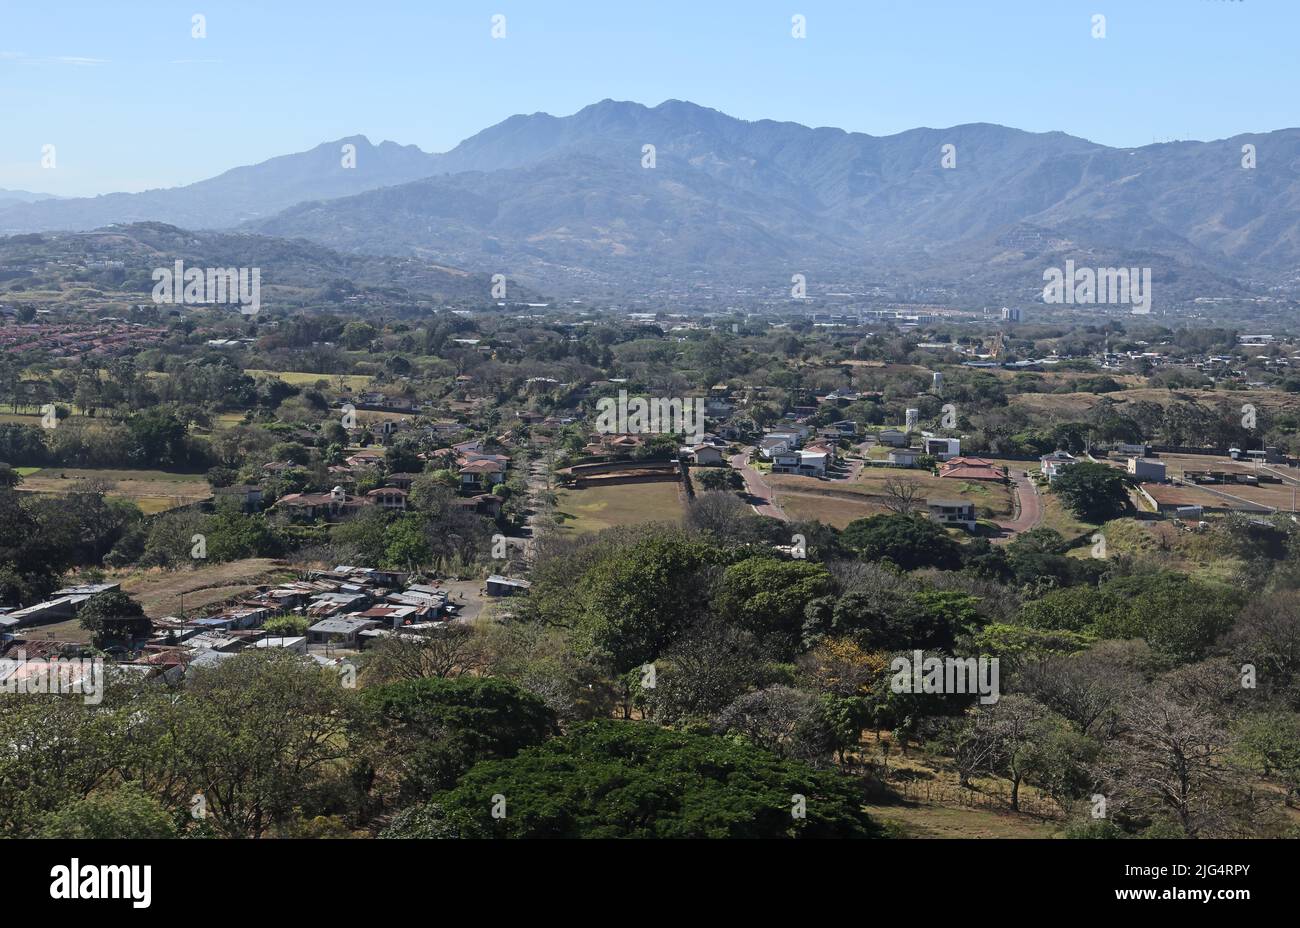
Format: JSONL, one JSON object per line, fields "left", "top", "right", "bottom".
{"left": 1, "top": 0, "right": 1293, "bottom": 197}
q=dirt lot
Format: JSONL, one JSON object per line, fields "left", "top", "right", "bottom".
{"left": 117, "top": 558, "right": 294, "bottom": 618}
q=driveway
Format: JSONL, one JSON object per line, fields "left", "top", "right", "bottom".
{"left": 992, "top": 469, "right": 1042, "bottom": 542}
{"left": 729, "top": 451, "right": 789, "bottom": 521}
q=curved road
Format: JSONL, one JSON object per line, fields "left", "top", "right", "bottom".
{"left": 993, "top": 469, "right": 1042, "bottom": 541}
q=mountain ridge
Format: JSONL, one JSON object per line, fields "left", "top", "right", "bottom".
{"left": 4, "top": 100, "right": 1299, "bottom": 300}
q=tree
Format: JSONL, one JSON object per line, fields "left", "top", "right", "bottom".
{"left": 382, "top": 721, "right": 883, "bottom": 838}
{"left": 713, "top": 557, "right": 835, "bottom": 654}
{"left": 943, "top": 695, "right": 1056, "bottom": 810}
{"left": 713, "top": 685, "right": 837, "bottom": 766}
{"left": 40, "top": 784, "right": 178, "bottom": 839}
{"left": 634, "top": 616, "right": 766, "bottom": 724}
{"left": 882, "top": 477, "right": 923, "bottom": 515}
{"left": 694, "top": 468, "right": 743, "bottom": 493}
{"left": 361, "top": 624, "right": 484, "bottom": 684}
{"left": 1099, "top": 685, "right": 1247, "bottom": 837}
{"left": 172, "top": 650, "right": 357, "bottom": 838}
{"left": 78, "top": 590, "right": 150, "bottom": 645}
{"left": 1051, "top": 462, "right": 1130, "bottom": 523}
{"left": 1091, "top": 573, "right": 1240, "bottom": 663}
{"left": 383, "top": 514, "right": 432, "bottom": 571}
{"left": 573, "top": 531, "right": 717, "bottom": 672}
{"left": 358, "top": 676, "right": 557, "bottom": 805}
{"left": 384, "top": 439, "right": 424, "bottom": 475}
{"left": 841, "top": 514, "right": 962, "bottom": 571}
{"left": 1234, "top": 712, "right": 1300, "bottom": 805}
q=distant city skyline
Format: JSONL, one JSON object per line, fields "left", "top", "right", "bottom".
{"left": 1, "top": 0, "right": 1294, "bottom": 197}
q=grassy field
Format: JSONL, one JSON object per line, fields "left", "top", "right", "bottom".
{"left": 778, "top": 491, "right": 888, "bottom": 528}
{"left": 862, "top": 799, "right": 1061, "bottom": 838}
{"left": 1037, "top": 492, "right": 1098, "bottom": 540}
{"left": 18, "top": 467, "right": 211, "bottom": 514}
{"left": 245, "top": 369, "right": 374, "bottom": 390}
{"left": 554, "top": 481, "right": 685, "bottom": 534}
{"left": 117, "top": 557, "right": 294, "bottom": 617}
{"left": 769, "top": 467, "right": 1014, "bottom": 530}
{"left": 856, "top": 733, "right": 1064, "bottom": 838}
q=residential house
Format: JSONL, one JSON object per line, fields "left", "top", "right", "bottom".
{"left": 927, "top": 498, "right": 977, "bottom": 530}
{"left": 1040, "top": 451, "right": 1078, "bottom": 483}
{"left": 366, "top": 487, "right": 409, "bottom": 510}
{"left": 213, "top": 484, "right": 264, "bottom": 512}
{"left": 924, "top": 437, "right": 961, "bottom": 461}
{"left": 877, "top": 428, "right": 909, "bottom": 447}
{"left": 888, "top": 448, "right": 924, "bottom": 468}
{"left": 459, "top": 459, "right": 506, "bottom": 490}
{"left": 939, "top": 457, "right": 1006, "bottom": 482}
{"left": 385, "top": 472, "right": 421, "bottom": 491}
{"left": 307, "top": 616, "right": 381, "bottom": 648}
{"left": 772, "top": 450, "right": 828, "bottom": 477}
{"left": 680, "top": 444, "right": 725, "bottom": 466}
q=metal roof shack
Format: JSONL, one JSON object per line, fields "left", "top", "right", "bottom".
{"left": 485, "top": 575, "right": 532, "bottom": 596}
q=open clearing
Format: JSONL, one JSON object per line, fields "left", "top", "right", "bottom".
{"left": 117, "top": 557, "right": 294, "bottom": 617}
{"left": 245, "top": 369, "right": 374, "bottom": 390}
{"left": 554, "top": 481, "right": 685, "bottom": 534}
{"left": 769, "top": 468, "right": 1013, "bottom": 529}
{"left": 18, "top": 467, "right": 211, "bottom": 514}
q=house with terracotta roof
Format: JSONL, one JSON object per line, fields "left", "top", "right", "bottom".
{"left": 939, "top": 457, "right": 1007, "bottom": 482}
{"left": 366, "top": 487, "right": 408, "bottom": 510}
{"left": 459, "top": 458, "right": 506, "bottom": 490}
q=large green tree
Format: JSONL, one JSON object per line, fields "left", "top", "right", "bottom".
{"left": 383, "top": 721, "right": 882, "bottom": 838}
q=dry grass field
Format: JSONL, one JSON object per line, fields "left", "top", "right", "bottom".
{"left": 769, "top": 467, "right": 1013, "bottom": 529}
{"left": 554, "top": 481, "right": 686, "bottom": 534}
{"left": 117, "top": 557, "right": 294, "bottom": 617}
{"left": 17, "top": 467, "right": 211, "bottom": 514}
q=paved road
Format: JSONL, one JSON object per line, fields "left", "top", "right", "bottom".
{"left": 729, "top": 451, "right": 789, "bottom": 521}
{"left": 993, "top": 468, "right": 1042, "bottom": 542}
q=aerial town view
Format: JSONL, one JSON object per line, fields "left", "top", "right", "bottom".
{"left": 0, "top": 0, "right": 1293, "bottom": 910}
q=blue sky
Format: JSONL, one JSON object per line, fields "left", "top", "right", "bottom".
{"left": 1, "top": 0, "right": 1294, "bottom": 196}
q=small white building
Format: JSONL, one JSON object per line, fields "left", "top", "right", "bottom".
{"left": 888, "top": 448, "right": 924, "bottom": 468}
{"left": 924, "top": 437, "right": 961, "bottom": 461}
{"left": 1127, "top": 457, "right": 1166, "bottom": 482}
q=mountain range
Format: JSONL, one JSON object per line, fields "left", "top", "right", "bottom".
{"left": 4, "top": 100, "right": 1299, "bottom": 302}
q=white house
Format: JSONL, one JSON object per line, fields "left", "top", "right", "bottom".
{"left": 889, "top": 448, "right": 924, "bottom": 468}
{"left": 924, "top": 437, "right": 961, "bottom": 461}
{"left": 772, "top": 450, "right": 827, "bottom": 477}
{"left": 1040, "top": 451, "right": 1078, "bottom": 483}
{"left": 927, "top": 498, "right": 977, "bottom": 530}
